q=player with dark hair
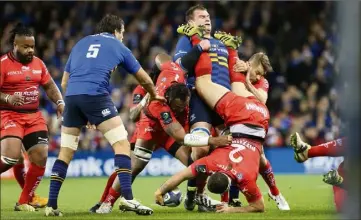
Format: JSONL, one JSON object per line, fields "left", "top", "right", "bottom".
{"left": 155, "top": 42, "right": 270, "bottom": 213}
{"left": 44, "top": 14, "right": 164, "bottom": 216}
{"left": 174, "top": 4, "right": 231, "bottom": 211}
{"left": 0, "top": 23, "right": 64, "bottom": 211}
{"left": 213, "top": 32, "right": 290, "bottom": 210}
{"left": 291, "top": 133, "right": 346, "bottom": 212}
{"left": 94, "top": 53, "right": 231, "bottom": 214}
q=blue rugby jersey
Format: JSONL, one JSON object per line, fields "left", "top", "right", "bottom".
{"left": 64, "top": 33, "right": 141, "bottom": 96}
{"left": 173, "top": 36, "right": 230, "bottom": 90}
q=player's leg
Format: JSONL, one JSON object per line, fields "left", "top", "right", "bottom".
{"left": 17, "top": 128, "right": 48, "bottom": 208}
{"left": 259, "top": 153, "right": 290, "bottom": 211}
{"left": 290, "top": 133, "right": 345, "bottom": 162}
{"left": 89, "top": 143, "right": 137, "bottom": 213}
{"left": 92, "top": 95, "right": 152, "bottom": 215}
{"left": 96, "top": 139, "right": 156, "bottom": 214}
{"left": 45, "top": 96, "right": 86, "bottom": 217}
{"left": 13, "top": 153, "right": 26, "bottom": 189}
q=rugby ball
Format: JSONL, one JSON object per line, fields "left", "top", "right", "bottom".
{"left": 163, "top": 189, "right": 183, "bottom": 207}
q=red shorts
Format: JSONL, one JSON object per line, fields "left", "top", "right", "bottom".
{"left": 130, "top": 128, "right": 138, "bottom": 144}
{"left": 136, "top": 118, "right": 182, "bottom": 156}
{"left": 0, "top": 110, "right": 48, "bottom": 140}
{"left": 215, "top": 92, "right": 269, "bottom": 130}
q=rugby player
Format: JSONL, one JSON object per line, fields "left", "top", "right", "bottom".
{"left": 94, "top": 52, "right": 231, "bottom": 214}
{"left": 174, "top": 4, "right": 230, "bottom": 211}
{"left": 45, "top": 14, "right": 164, "bottom": 216}
{"left": 291, "top": 133, "right": 346, "bottom": 212}
{"left": 155, "top": 45, "right": 271, "bottom": 213}
{"left": 0, "top": 24, "right": 64, "bottom": 211}
{"left": 89, "top": 64, "right": 160, "bottom": 213}
{"left": 213, "top": 32, "right": 290, "bottom": 210}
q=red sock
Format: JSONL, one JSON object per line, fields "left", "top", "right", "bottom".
{"left": 18, "top": 163, "right": 45, "bottom": 204}
{"left": 196, "top": 178, "right": 207, "bottom": 195}
{"left": 308, "top": 138, "right": 346, "bottom": 158}
{"left": 333, "top": 185, "right": 345, "bottom": 212}
{"left": 104, "top": 187, "right": 121, "bottom": 206}
{"left": 190, "top": 35, "right": 201, "bottom": 46}
{"left": 221, "top": 191, "right": 229, "bottom": 203}
{"left": 13, "top": 163, "right": 26, "bottom": 188}
{"left": 100, "top": 172, "right": 117, "bottom": 202}
{"left": 260, "top": 160, "right": 280, "bottom": 196}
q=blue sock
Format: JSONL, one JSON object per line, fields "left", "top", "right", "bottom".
{"left": 114, "top": 154, "right": 133, "bottom": 200}
{"left": 186, "top": 157, "right": 197, "bottom": 197}
{"left": 48, "top": 159, "right": 68, "bottom": 209}
{"left": 229, "top": 184, "right": 240, "bottom": 201}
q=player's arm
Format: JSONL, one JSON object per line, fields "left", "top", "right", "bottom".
{"left": 154, "top": 167, "right": 194, "bottom": 205}
{"left": 245, "top": 82, "right": 268, "bottom": 104}
{"left": 133, "top": 69, "right": 158, "bottom": 99}
{"left": 60, "top": 71, "right": 69, "bottom": 96}
{"left": 129, "top": 93, "right": 149, "bottom": 122}
{"left": 40, "top": 61, "right": 63, "bottom": 105}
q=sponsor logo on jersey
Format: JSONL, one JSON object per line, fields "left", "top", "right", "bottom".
{"left": 236, "top": 172, "right": 243, "bottom": 181}
{"left": 14, "top": 86, "right": 39, "bottom": 104}
{"left": 32, "top": 69, "right": 42, "bottom": 74}
{"left": 25, "top": 76, "right": 31, "bottom": 81}
{"left": 102, "top": 108, "right": 111, "bottom": 117}
{"left": 133, "top": 94, "right": 142, "bottom": 104}
{"left": 145, "top": 127, "right": 154, "bottom": 132}
{"left": 22, "top": 66, "right": 30, "bottom": 71}
{"left": 7, "top": 71, "right": 23, "bottom": 76}
{"left": 245, "top": 103, "right": 268, "bottom": 118}
{"left": 190, "top": 114, "right": 196, "bottom": 122}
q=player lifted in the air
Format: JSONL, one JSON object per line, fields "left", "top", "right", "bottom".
{"left": 173, "top": 4, "right": 230, "bottom": 211}
{"left": 155, "top": 39, "right": 271, "bottom": 213}
{"left": 291, "top": 133, "right": 346, "bottom": 212}
{"left": 44, "top": 14, "right": 164, "bottom": 216}
{"left": 212, "top": 31, "right": 290, "bottom": 210}
{"left": 93, "top": 52, "right": 231, "bottom": 214}
{"left": 0, "top": 24, "right": 64, "bottom": 211}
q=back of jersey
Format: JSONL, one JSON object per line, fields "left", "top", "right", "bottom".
{"left": 65, "top": 33, "right": 140, "bottom": 96}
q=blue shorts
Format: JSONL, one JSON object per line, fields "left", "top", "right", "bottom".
{"left": 63, "top": 95, "right": 118, "bottom": 128}
{"left": 189, "top": 90, "right": 224, "bottom": 127}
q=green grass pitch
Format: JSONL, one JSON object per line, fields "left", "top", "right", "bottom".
{"left": 1, "top": 175, "right": 337, "bottom": 219}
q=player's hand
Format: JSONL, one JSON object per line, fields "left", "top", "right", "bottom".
{"left": 199, "top": 39, "right": 211, "bottom": 51}
{"left": 154, "top": 189, "right": 164, "bottom": 206}
{"left": 86, "top": 122, "right": 96, "bottom": 130}
{"left": 233, "top": 59, "right": 250, "bottom": 73}
{"left": 208, "top": 135, "right": 232, "bottom": 147}
{"left": 216, "top": 203, "right": 235, "bottom": 213}
{"left": 150, "top": 94, "right": 167, "bottom": 103}
{"left": 56, "top": 104, "right": 64, "bottom": 119}
{"left": 245, "top": 66, "right": 253, "bottom": 90}
{"left": 8, "top": 94, "right": 25, "bottom": 106}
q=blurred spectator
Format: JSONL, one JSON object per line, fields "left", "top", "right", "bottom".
{"left": 0, "top": 1, "right": 339, "bottom": 150}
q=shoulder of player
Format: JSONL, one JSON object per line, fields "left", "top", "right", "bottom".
{"left": 0, "top": 54, "right": 9, "bottom": 64}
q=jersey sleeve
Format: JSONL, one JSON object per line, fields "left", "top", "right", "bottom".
{"left": 131, "top": 86, "right": 146, "bottom": 108}
{"left": 118, "top": 43, "right": 141, "bottom": 74}
{"left": 254, "top": 78, "right": 269, "bottom": 92}
{"left": 173, "top": 36, "right": 192, "bottom": 63}
{"left": 190, "top": 157, "right": 209, "bottom": 177}
{"left": 238, "top": 179, "right": 263, "bottom": 203}
{"left": 40, "top": 60, "right": 52, "bottom": 85}
{"left": 148, "top": 101, "right": 179, "bottom": 130}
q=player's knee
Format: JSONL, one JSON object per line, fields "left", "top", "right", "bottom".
{"left": 28, "top": 145, "right": 48, "bottom": 167}
{"left": 207, "top": 172, "right": 229, "bottom": 194}
{"left": 104, "top": 124, "right": 128, "bottom": 146}
{"left": 58, "top": 147, "right": 75, "bottom": 164}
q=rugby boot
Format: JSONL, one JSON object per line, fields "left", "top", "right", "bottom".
{"left": 290, "top": 132, "right": 311, "bottom": 163}
{"left": 214, "top": 31, "right": 243, "bottom": 50}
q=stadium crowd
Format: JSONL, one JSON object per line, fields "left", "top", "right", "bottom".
{"left": 0, "top": 1, "right": 339, "bottom": 152}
